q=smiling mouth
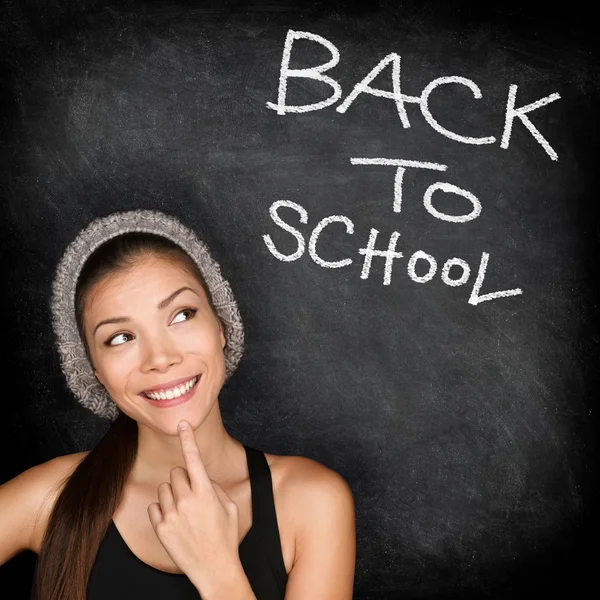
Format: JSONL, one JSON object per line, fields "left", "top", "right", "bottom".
{"left": 140, "top": 374, "right": 201, "bottom": 400}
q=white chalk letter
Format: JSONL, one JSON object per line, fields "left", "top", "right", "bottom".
{"left": 336, "top": 53, "right": 420, "bottom": 127}
{"left": 468, "top": 252, "right": 523, "bottom": 305}
{"left": 262, "top": 200, "right": 308, "bottom": 261}
{"left": 350, "top": 158, "right": 447, "bottom": 213}
{"left": 309, "top": 215, "right": 355, "bottom": 268}
{"left": 423, "top": 182, "right": 482, "bottom": 223}
{"left": 358, "top": 228, "right": 403, "bottom": 285}
{"left": 421, "top": 76, "right": 496, "bottom": 145}
{"left": 441, "top": 257, "right": 471, "bottom": 286}
{"left": 407, "top": 250, "right": 437, "bottom": 283}
{"left": 500, "top": 84, "right": 560, "bottom": 160}
{"left": 266, "top": 30, "right": 342, "bottom": 115}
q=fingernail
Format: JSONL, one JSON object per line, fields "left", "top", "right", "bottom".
{"left": 178, "top": 420, "right": 189, "bottom": 430}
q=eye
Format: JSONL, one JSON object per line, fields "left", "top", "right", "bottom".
{"left": 106, "top": 332, "right": 133, "bottom": 347}
{"left": 104, "top": 308, "right": 198, "bottom": 347}
{"left": 171, "top": 307, "right": 198, "bottom": 324}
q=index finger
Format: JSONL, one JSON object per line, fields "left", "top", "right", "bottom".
{"left": 178, "top": 420, "right": 210, "bottom": 490}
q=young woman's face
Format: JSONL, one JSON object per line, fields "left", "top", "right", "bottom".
{"left": 83, "top": 255, "right": 226, "bottom": 430}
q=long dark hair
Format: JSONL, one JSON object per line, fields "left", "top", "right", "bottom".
{"left": 31, "top": 232, "right": 221, "bottom": 600}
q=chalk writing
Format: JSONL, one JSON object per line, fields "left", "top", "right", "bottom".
{"left": 262, "top": 29, "right": 558, "bottom": 305}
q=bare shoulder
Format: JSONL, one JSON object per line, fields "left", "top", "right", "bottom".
{"left": 0, "top": 450, "right": 89, "bottom": 563}
{"left": 266, "top": 452, "right": 352, "bottom": 491}
{"left": 28, "top": 451, "right": 90, "bottom": 553}
{"left": 262, "top": 452, "right": 356, "bottom": 594}
{"left": 265, "top": 451, "right": 355, "bottom": 543}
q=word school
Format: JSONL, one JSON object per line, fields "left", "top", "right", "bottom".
{"left": 262, "top": 199, "right": 522, "bottom": 306}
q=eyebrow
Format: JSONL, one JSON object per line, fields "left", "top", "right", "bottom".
{"left": 93, "top": 286, "right": 200, "bottom": 337}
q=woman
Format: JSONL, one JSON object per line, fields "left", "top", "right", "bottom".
{"left": 0, "top": 210, "right": 356, "bottom": 600}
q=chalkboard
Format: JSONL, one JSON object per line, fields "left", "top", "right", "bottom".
{"left": 0, "top": 1, "right": 596, "bottom": 598}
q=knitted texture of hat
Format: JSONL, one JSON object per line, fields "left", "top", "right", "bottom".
{"left": 50, "top": 209, "right": 245, "bottom": 422}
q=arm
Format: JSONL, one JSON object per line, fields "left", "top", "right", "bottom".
{"left": 283, "top": 461, "right": 356, "bottom": 600}
{"left": 0, "top": 466, "right": 40, "bottom": 565}
{"left": 193, "top": 562, "right": 257, "bottom": 600}
{"left": 0, "top": 454, "right": 76, "bottom": 564}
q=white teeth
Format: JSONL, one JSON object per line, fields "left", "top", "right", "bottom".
{"left": 145, "top": 376, "right": 198, "bottom": 401}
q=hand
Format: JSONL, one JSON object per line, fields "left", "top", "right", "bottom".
{"left": 147, "top": 420, "right": 241, "bottom": 587}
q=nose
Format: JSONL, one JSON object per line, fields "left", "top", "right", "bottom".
{"left": 139, "top": 333, "right": 183, "bottom": 373}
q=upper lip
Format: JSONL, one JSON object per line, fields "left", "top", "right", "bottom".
{"left": 140, "top": 374, "right": 200, "bottom": 394}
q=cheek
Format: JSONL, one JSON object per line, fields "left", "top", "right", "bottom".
{"left": 183, "top": 326, "right": 223, "bottom": 354}
{"left": 98, "top": 354, "right": 136, "bottom": 391}
{"left": 209, "top": 336, "right": 227, "bottom": 360}
{"left": 190, "top": 342, "right": 225, "bottom": 367}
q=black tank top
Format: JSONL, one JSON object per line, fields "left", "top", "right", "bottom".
{"left": 87, "top": 445, "right": 288, "bottom": 599}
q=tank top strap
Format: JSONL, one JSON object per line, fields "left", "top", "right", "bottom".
{"left": 242, "top": 445, "right": 287, "bottom": 590}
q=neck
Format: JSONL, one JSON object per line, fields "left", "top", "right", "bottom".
{"left": 129, "top": 400, "right": 239, "bottom": 488}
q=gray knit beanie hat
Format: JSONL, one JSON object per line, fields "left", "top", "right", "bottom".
{"left": 50, "top": 209, "right": 245, "bottom": 422}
